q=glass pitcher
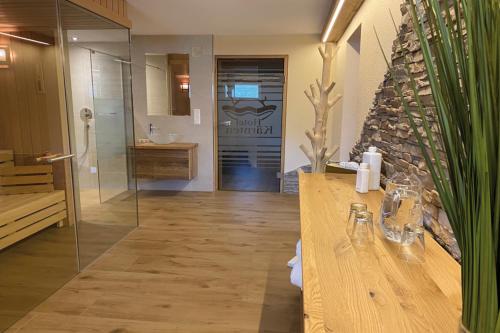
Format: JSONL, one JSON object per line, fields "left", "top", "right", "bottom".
{"left": 380, "top": 171, "right": 423, "bottom": 242}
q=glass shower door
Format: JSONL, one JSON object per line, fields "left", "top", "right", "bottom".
{"left": 59, "top": 0, "right": 137, "bottom": 269}
{"left": 91, "top": 51, "right": 129, "bottom": 203}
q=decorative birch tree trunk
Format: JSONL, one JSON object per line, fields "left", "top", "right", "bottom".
{"left": 300, "top": 43, "right": 341, "bottom": 173}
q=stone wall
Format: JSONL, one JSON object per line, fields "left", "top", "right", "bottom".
{"left": 350, "top": 5, "right": 460, "bottom": 259}
{"left": 283, "top": 165, "right": 310, "bottom": 193}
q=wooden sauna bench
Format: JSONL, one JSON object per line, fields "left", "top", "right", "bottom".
{"left": 0, "top": 150, "right": 67, "bottom": 250}
{"left": 299, "top": 173, "right": 462, "bottom": 333}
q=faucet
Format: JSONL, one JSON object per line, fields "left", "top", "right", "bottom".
{"left": 149, "top": 123, "right": 154, "bottom": 136}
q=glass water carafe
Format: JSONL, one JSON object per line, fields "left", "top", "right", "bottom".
{"left": 380, "top": 172, "right": 423, "bottom": 242}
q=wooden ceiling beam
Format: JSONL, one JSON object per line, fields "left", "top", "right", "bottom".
{"left": 67, "top": 0, "right": 132, "bottom": 28}
{"left": 321, "top": 0, "right": 364, "bottom": 43}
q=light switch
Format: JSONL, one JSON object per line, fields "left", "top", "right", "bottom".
{"left": 193, "top": 108, "right": 201, "bottom": 125}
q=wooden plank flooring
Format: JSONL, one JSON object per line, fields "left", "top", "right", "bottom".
{"left": 7, "top": 191, "right": 302, "bottom": 333}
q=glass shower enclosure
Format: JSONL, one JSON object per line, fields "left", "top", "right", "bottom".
{"left": 0, "top": 0, "right": 137, "bottom": 330}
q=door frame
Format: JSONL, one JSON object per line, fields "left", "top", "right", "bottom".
{"left": 213, "top": 55, "right": 289, "bottom": 192}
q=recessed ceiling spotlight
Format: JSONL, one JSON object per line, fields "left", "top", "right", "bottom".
{"left": 72, "top": 36, "right": 78, "bottom": 41}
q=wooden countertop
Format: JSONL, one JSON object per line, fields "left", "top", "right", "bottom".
{"left": 133, "top": 143, "right": 198, "bottom": 150}
{"left": 299, "top": 173, "right": 462, "bottom": 333}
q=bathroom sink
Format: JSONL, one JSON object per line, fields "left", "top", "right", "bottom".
{"left": 150, "top": 133, "right": 182, "bottom": 145}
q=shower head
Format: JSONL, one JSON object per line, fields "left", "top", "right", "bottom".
{"left": 80, "top": 107, "right": 93, "bottom": 122}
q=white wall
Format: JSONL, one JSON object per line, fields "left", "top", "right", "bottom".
{"left": 68, "top": 45, "right": 129, "bottom": 201}
{"left": 330, "top": 0, "right": 403, "bottom": 160}
{"left": 214, "top": 34, "right": 324, "bottom": 173}
{"left": 130, "top": 10, "right": 402, "bottom": 190}
{"left": 131, "top": 35, "right": 214, "bottom": 191}
{"left": 68, "top": 46, "right": 99, "bottom": 191}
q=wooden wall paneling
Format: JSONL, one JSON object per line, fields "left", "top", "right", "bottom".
{"left": 34, "top": 46, "right": 53, "bottom": 157}
{"left": 12, "top": 40, "right": 33, "bottom": 162}
{"left": 0, "top": 150, "right": 13, "bottom": 164}
{"left": 0, "top": 38, "right": 54, "bottom": 163}
{"left": 67, "top": 0, "right": 132, "bottom": 28}
{"left": 118, "top": 0, "right": 125, "bottom": 17}
{"left": 10, "top": 39, "right": 23, "bottom": 158}
{"left": 0, "top": 151, "right": 14, "bottom": 173}
{"left": 0, "top": 37, "right": 11, "bottom": 152}
{"left": 0, "top": 36, "right": 76, "bottom": 225}
{"left": 1, "top": 38, "right": 19, "bottom": 156}
{"left": 23, "top": 40, "right": 44, "bottom": 158}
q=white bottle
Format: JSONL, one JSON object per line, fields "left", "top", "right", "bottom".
{"left": 356, "top": 163, "right": 370, "bottom": 193}
{"left": 363, "top": 146, "right": 382, "bottom": 190}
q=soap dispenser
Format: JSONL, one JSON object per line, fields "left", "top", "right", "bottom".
{"left": 362, "top": 146, "right": 382, "bottom": 190}
{"left": 356, "top": 163, "right": 370, "bottom": 194}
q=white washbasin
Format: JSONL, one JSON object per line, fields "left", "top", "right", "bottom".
{"left": 150, "top": 133, "right": 182, "bottom": 144}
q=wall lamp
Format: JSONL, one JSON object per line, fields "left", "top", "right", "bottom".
{"left": 177, "top": 74, "right": 190, "bottom": 93}
{"left": 0, "top": 45, "right": 10, "bottom": 68}
{"left": 321, "top": 0, "right": 346, "bottom": 43}
{"left": 180, "top": 82, "right": 190, "bottom": 92}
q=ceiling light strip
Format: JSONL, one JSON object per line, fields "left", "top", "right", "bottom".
{"left": 0, "top": 31, "right": 51, "bottom": 46}
{"left": 321, "top": 0, "right": 346, "bottom": 43}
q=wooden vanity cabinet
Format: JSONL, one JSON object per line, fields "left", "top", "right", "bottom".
{"left": 134, "top": 143, "right": 198, "bottom": 180}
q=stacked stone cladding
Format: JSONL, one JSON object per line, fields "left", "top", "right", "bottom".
{"left": 350, "top": 5, "right": 460, "bottom": 259}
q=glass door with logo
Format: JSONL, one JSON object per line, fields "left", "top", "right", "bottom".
{"left": 217, "top": 58, "right": 285, "bottom": 192}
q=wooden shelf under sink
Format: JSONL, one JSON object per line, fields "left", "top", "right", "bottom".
{"left": 132, "top": 143, "right": 198, "bottom": 180}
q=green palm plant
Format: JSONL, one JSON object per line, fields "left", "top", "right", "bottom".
{"left": 375, "top": 0, "right": 499, "bottom": 331}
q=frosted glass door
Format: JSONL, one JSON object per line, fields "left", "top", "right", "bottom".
{"left": 217, "top": 58, "right": 285, "bottom": 192}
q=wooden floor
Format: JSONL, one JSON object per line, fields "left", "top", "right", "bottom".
{"left": 77, "top": 189, "right": 137, "bottom": 268}
{"left": 7, "top": 191, "right": 302, "bottom": 333}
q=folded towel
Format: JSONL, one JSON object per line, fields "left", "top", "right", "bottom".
{"left": 288, "top": 255, "right": 299, "bottom": 268}
{"left": 290, "top": 260, "right": 302, "bottom": 289}
{"left": 289, "top": 240, "right": 303, "bottom": 289}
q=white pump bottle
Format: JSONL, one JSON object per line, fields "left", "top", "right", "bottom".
{"left": 362, "top": 146, "right": 382, "bottom": 190}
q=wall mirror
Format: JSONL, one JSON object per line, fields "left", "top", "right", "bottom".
{"left": 145, "top": 53, "right": 190, "bottom": 116}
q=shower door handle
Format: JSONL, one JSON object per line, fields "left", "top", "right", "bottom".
{"left": 36, "top": 153, "right": 75, "bottom": 163}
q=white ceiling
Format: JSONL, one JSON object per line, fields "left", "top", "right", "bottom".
{"left": 67, "top": 30, "right": 129, "bottom": 42}
{"left": 127, "top": 0, "right": 332, "bottom": 35}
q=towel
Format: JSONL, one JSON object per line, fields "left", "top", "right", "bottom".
{"left": 290, "top": 260, "right": 303, "bottom": 289}
{"left": 289, "top": 240, "right": 302, "bottom": 289}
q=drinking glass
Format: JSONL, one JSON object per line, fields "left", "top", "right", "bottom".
{"left": 346, "top": 203, "right": 368, "bottom": 236}
{"left": 398, "top": 223, "right": 425, "bottom": 263}
{"left": 348, "top": 211, "right": 374, "bottom": 247}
